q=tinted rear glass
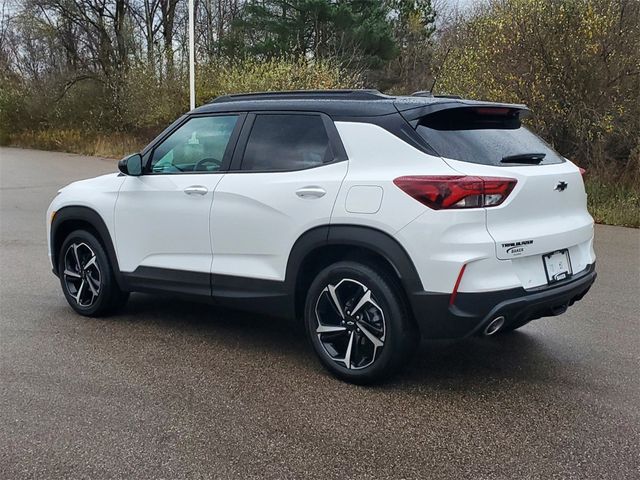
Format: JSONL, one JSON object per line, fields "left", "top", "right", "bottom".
{"left": 241, "top": 114, "right": 332, "bottom": 171}
{"left": 416, "top": 108, "right": 564, "bottom": 166}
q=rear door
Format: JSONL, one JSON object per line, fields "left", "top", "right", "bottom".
{"left": 415, "top": 106, "right": 594, "bottom": 287}
{"left": 210, "top": 112, "right": 348, "bottom": 283}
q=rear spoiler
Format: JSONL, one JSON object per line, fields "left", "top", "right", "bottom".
{"left": 395, "top": 100, "right": 531, "bottom": 128}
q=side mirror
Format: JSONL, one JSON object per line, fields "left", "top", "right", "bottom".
{"left": 118, "top": 153, "right": 143, "bottom": 176}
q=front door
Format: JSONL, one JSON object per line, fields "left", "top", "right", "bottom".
{"left": 114, "top": 114, "right": 242, "bottom": 294}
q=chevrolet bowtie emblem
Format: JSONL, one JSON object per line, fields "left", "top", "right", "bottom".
{"left": 555, "top": 181, "right": 568, "bottom": 192}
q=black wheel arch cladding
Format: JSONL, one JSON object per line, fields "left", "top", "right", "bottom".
{"left": 51, "top": 206, "right": 125, "bottom": 290}
{"left": 286, "top": 224, "right": 424, "bottom": 294}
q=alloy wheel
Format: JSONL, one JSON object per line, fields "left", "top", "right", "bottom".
{"left": 63, "top": 242, "right": 101, "bottom": 307}
{"left": 314, "top": 278, "right": 386, "bottom": 370}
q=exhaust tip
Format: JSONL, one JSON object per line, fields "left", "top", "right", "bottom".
{"left": 483, "top": 316, "right": 505, "bottom": 336}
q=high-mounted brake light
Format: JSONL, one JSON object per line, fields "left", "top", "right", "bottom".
{"left": 393, "top": 176, "right": 517, "bottom": 210}
{"left": 472, "top": 107, "right": 512, "bottom": 116}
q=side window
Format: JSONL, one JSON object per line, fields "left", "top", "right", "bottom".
{"left": 241, "top": 114, "right": 333, "bottom": 171}
{"left": 150, "top": 115, "right": 238, "bottom": 173}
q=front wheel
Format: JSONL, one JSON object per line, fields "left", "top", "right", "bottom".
{"left": 58, "top": 230, "right": 129, "bottom": 317}
{"left": 304, "top": 261, "right": 417, "bottom": 384}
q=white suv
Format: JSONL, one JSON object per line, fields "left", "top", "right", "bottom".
{"left": 47, "top": 90, "right": 596, "bottom": 383}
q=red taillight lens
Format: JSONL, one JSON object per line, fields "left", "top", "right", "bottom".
{"left": 578, "top": 167, "right": 586, "bottom": 176}
{"left": 393, "top": 176, "right": 517, "bottom": 210}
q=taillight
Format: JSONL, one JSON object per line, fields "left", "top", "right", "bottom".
{"left": 578, "top": 167, "right": 586, "bottom": 176}
{"left": 393, "top": 176, "right": 517, "bottom": 210}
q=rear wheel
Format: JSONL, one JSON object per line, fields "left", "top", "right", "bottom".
{"left": 304, "top": 261, "right": 417, "bottom": 384}
{"left": 58, "top": 230, "right": 129, "bottom": 317}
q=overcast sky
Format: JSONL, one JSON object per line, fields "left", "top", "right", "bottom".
{"left": 442, "top": 0, "right": 480, "bottom": 10}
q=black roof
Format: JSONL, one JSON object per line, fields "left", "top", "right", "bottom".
{"left": 192, "top": 89, "right": 529, "bottom": 119}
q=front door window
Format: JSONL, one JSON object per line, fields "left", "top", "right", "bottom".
{"left": 150, "top": 115, "right": 239, "bottom": 173}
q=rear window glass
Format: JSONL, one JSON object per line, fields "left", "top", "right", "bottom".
{"left": 241, "top": 114, "right": 332, "bottom": 171}
{"left": 416, "top": 108, "right": 564, "bottom": 166}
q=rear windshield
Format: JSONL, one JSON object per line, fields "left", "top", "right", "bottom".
{"left": 416, "top": 107, "right": 564, "bottom": 166}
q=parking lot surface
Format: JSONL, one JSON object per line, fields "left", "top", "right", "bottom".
{"left": 1, "top": 147, "right": 639, "bottom": 479}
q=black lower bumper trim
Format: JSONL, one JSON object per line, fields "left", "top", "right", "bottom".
{"left": 409, "top": 263, "right": 596, "bottom": 339}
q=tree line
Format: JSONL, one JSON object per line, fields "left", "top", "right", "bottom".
{"left": 0, "top": 0, "right": 435, "bottom": 134}
{"left": 0, "top": 0, "right": 638, "bottom": 191}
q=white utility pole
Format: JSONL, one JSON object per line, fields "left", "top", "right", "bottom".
{"left": 188, "top": 0, "right": 195, "bottom": 110}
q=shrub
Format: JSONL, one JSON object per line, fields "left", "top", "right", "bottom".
{"left": 197, "top": 58, "right": 362, "bottom": 102}
{"left": 8, "top": 130, "right": 146, "bottom": 158}
{"left": 436, "top": 0, "right": 640, "bottom": 184}
{"left": 4, "top": 57, "right": 361, "bottom": 155}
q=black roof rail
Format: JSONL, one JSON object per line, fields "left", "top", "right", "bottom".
{"left": 210, "top": 89, "right": 389, "bottom": 103}
{"left": 411, "top": 90, "right": 462, "bottom": 100}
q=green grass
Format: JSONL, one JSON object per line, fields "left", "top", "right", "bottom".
{"left": 585, "top": 178, "right": 639, "bottom": 228}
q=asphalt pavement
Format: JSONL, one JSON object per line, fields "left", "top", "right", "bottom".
{"left": 1, "top": 147, "right": 639, "bottom": 479}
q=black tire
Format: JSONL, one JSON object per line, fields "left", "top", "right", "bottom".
{"left": 304, "top": 261, "right": 418, "bottom": 384}
{"left": 58, "top": 229, "right": 129, "bottom": 317}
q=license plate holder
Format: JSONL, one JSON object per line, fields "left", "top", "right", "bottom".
{"left": 542, "top": 249, "right": 573, "bottom": 284}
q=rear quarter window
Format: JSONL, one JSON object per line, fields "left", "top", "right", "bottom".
{"left": 416, "top": 107, "right": 565, "bottom": 166}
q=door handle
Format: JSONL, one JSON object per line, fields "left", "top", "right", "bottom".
{"left": 184, "top": 185, "right": 208, "bottom": 196}
{"left": 296, "top": 186, "right": 326, "bottom": 199}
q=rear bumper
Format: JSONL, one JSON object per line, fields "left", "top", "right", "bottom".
{"left": 410, "top": 263, "right": 596, "bottom": 339}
